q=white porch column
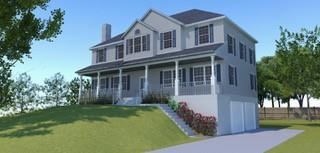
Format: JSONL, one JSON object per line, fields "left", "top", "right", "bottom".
{"left": 144, "top": 65, "right": 149, "bottom": 93}
{"left": 96, "top": 72, "right": 100, "bottom": 97}
{"left": 175, "top": 61, "right": 179, "bottom": 96}
{"left": 118, "top": 68, "right": 122, "bottom": 98}
{"left": 78, "top": 75, "right": 83, "bottom": 103}
{"left": 210, "top": 55, "right": 216, "bottom": 95}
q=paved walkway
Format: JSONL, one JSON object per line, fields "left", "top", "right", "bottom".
{"left": 148, "top": 128, "right": 303, "bottom": 153}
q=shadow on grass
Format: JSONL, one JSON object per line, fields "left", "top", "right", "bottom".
{"left": 0, "top": 105, "right": 157, "bottom": 138}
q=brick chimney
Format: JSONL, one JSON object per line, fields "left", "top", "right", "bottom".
{"left": 102, "top": 23, "right": 111, "bottom": 42}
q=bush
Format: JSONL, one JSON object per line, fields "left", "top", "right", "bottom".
{"left": 168, "top": 99, "right": 179, "bottom": 112}
{"left": 141, "top": 92, "right": 170, "bottom": 104}
{"left": 177, "top": 102, "right": 217, "bottom": 136}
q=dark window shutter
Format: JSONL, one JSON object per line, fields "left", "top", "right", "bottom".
{"left": 244, "top": 45, "right": 247, "bottom": 62}
{"left": 111, "top": 77, "right": 114, "bottom": 89}
{"left": 160, "top": 71, "right": 163, "bottom": 85}
{"left": 106, "top": 78, "right": 109, "bottom": 89}
{"left": 195, "top": 27, "right": 199, "bottom": 45}
{"left": 127, "top": 75, "right": 130, "bottom": 90}
{"left": 182, "top": 68, "right": 186, "bottom": 82}
{"left": 209, "top": 24, "right": 214, "bottom": 43}
{"left": 160, "top": 33, "right": 164, "bottom": 50}
{"left": 216, "top": 64, "right": 221, "bottom": 82}
{"left": 189, "top": 68, "right": 194, "bottom": 86}
{"left": 172, "top": 30, "right": 176, "bottom": 47}
{"left": 126, "top": 40, "right": 129, "bottom": 55}
{"left": 235, "top": 67, "right": 238, "bottom": 86}
{"left": 147, "top": 34, "right": 150, "bottom": 51}
{"left": 233, "top": 38, "right": 236, "bottom": 56}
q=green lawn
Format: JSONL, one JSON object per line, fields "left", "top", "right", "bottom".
{"left": 260, "top": 120, "right": 320, "bottom": 153}
{"left": 0, "top": 105, "right": 198, "bottom": 153}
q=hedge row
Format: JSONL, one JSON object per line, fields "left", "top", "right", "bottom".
{"left": 176, "top": 102, "right": 217, "bottom": 136}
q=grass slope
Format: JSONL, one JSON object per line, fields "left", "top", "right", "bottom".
{"left": 260, "top": 120, "right": 320, "bottom": 153}
{"left": 0, "top": 105, "right": 198, "bottom": 153}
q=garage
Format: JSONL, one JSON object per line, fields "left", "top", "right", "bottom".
{"left": 230, "top": 101, "right": 256, "bottom": 134}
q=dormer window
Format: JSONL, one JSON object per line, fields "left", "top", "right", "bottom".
{"left": 160, "top": 30, "right": 176, "bottom": 50}
{"left": 134, "top": 37, "right": 141, "bottom": 52}
{"left": 135, "top": 29, "right": 141, "bottom": 35}
{"left": 126, "top": 34, "right": 150, "bottom": 55}
{"left": 96, "top": 48, "right": 106, "bottom": 63}
{"left": 116, "top": 45, "right": 124, "bottom": 59}
{"left": 195, "top": 24, "right": 214, "bottom": 45}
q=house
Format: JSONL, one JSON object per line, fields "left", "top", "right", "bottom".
{"left": 76, "top": 9, "right": 258, "bottom": 135}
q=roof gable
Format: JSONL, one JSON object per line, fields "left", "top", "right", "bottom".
{"left": 141, "top": 9, "right": 184, "bottom": 26}
{"left": 121, "top": 20, "right": 157, "bottom": 38}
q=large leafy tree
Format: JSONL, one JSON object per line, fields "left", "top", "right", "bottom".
{"left": 12, "top": 73, "right": 39, "bottom": 113}
{"left": 43, "top": 73, "right": 68, "bottom": 107}
{"left": 67, "top": 77, "right": 91, "bottom": 105}
{"left": 0, "top": 0, "right": 64, "bottom": 107}
{"left": 276, "top": 26, "right": 320, "bottom": 109}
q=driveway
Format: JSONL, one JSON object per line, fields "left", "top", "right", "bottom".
{"left": 148, "top": 128, "right": 303, "bottom": 153}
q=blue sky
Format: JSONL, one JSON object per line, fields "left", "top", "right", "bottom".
{"left": 12, "top": 0, "right": 320, "bottom": 84}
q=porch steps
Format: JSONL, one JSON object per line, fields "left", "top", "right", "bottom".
{"left": 117, "top": 97, "right": 142, "bottom": 106}
{"left": 157, "top": 104, "right": 196, "bottom": 137}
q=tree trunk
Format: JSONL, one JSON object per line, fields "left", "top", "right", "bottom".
{"left": 277, "top": 98, "right": 281, "bottom": 108}
{"left": 271, "top": 97, "right": 274, "bottom": 108}
{"left": 259, "top": 99, "right": 264, "bottom": 108}
{"left": 307, "top": 95, "right": 311, "bottom": 120}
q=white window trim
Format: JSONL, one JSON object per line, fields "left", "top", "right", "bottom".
{"left": 228, "top": 65, "right": 237, "bottom": 87}
{"left": 160, "top": 29, "right": 176, "bottom": 50}
{"left": 192, "top": 65, "right": 211, "bottom": 86}
{"left": 112, "top": 74, "right": 129, "bottom": 90}
{"left": 127, "top": 33, "right": 151, "bottom": 55}
{"left": 161, "top": 68, "right": 183, "bottom": 88}
{"left": 197, "top": 25, "right": 210, "bottom": 45}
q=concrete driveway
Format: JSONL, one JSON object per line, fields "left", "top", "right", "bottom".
{"left": 148, "top": 129, "right": 303, "bottom": 153}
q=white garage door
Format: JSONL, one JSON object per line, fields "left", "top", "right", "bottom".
{"left": 244, "top": 103, "right": 256, "bottom": 130}
{"left": 230, "top": 101, "right": 256, "bottom": 134}
{"left": 230, "top": 102, "right": 245, "bottom": 134}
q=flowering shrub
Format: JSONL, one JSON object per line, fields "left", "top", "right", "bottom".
{"left": 177, "top": 102, "right": 217, "bottom": 136}
{"left": 168, "top": 99, "right": 179, "bottom": 112}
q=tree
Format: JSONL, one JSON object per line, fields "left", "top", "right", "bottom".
{"left": 12, "top": 73, "right": 38, "bottom": 113}
{"left": 67, "top": 77, "right": 91, "bottom": 105}
{"left": 0, "top": 0, "right": 64, "bottom": 108}
{"left": 275, "top": 26, "right": 320, "bottom": 109}
{"left": 43, "top": 73, "right": 68, "bottom": 107}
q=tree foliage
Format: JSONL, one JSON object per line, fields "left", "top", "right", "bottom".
{"left": 12, "top": 73, "right": 39, "bottom": 113}
{"left": 43, "top": 73, "right": 68, "bottom": 107}
{"left": 0, "top": 0, "right": 64, "bottom": 108}
{"left": 67, "top": 77, "right": 91, "bottom": 105}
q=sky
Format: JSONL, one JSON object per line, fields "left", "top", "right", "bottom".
{"left": 12, "top": 0, "right": 320, "bottom": 107}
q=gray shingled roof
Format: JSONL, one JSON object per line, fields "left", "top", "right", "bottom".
{"left": 170, "top": 9, "right": 224, "bottom": 24}
{"left": 77, "top": 43, "right": 223, "bottom": 74}
{"left": 91, "top": 9, "right": 223, "bottom": 48}
{"left": 91, "top": 33, "right": 124, "bottom": 48}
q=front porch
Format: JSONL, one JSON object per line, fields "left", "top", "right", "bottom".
{"left": 78, "top": 54, "right": 223, "bottom": 104}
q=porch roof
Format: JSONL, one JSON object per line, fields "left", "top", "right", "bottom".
{"left": 76, "top": 43, "right": 223, "bottom": 75}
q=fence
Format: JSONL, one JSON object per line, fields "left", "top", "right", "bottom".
{"left": 259, "top": 107, "right": 320, "bottom": 120}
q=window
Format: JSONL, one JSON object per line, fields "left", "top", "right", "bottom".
{"left": 161, "top": 69, "right": 184, "bottom": 88}
{"left": 253, "top": 49, "right": 256, "bottom": 65}
{"left": 135, "top": 29, "right": 140, "bottom": 35}
{"left": 126, "top": 39, "right": 133, "bottom": 54}
{"left": 249, "top": 48, "right": 254, "bottom": 64}
{"left": 142, "top": 34, "right": 150, "bottom": 51}
{"left": 192, "top": 66, "right": 212, "bottom": 85}
{"left": 250, "top": 74, "right": 257, "bottom": 90}
{"left": 228, "top": 65, "right": 237, "bottom": 86}
{"left": 240, "top": 42, "right": 244, "bottom": 60}
{"left": 227, "top": 35, "right": 236, "bottom": 56}
{"left": 92, "top": 79, "right": 97, "bottom": 90}
{"left": 134, "top": 37, "right": 141, "bottom": 52}
{"left": 199, "top": 26, "right": 209, "bottom": 44}
{"left": 163, "top": 31, "right": 172, "bottom": 49}
{"left": 100, "top": 78, "right": 106, "bottom": 90}
{"left": 116, "top": 45, "right": 124, "bottom": 59}
{"left": 96, "top": 49, "right": 106, "bottom": 63}
{"left": 195, "top": 24, "right": 214, "bottom": 45}
{"left": 160, "top": 30, "right": 176, "bottom": 50}
{"left": 111, "top": 76, "right": 129, "bottom": 90}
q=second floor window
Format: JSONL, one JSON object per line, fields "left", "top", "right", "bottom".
{"left": 96, "top": 49, "right": 106, "bottom": 63}
{"left": 116, "top": 45, "right": 124, "bottom": 59}
{"left": 240, "top": 42, "right": 246, "bottom": 60}
{"left": 142, "top": 35, "right": 150, "bottom": 51}
{"left": 160, "top": 30, "right": 176, "bottom": 50}
{"left": 227, "top": 35, "right": 236, "bottom": 56}
{"left": 195, "top": 24, "right": 214, "bottom": 45}
{"left": 228, "top": 65, "right": 237, "bottom": 86}
{"left": 250, "top": 74, "right": 257, "bottom": 90}
{"left": 134, "top": 37, "right": 141, "bottom": 52}
{"left": 249, "top": 48, "right": 255, "bottom": 65}
{"left": 126, "top": 39, "right": 133, "bottom": 54}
